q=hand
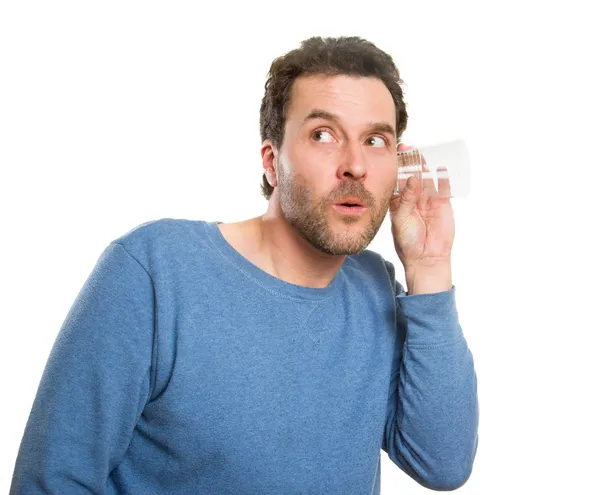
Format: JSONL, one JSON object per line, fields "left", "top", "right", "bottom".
{"left": 389, "top": 144, "right": 456, "bottom": 268}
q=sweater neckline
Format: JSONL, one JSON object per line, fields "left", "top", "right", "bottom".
{"left": 203, "top": 220, "right": 344, "bottom": 302}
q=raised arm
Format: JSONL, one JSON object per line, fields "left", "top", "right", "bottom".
{"left": 382, "top": 261, "right": 479, "bottom": 490}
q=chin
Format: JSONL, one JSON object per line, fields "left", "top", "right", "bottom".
{"left": 320, "top": 241, "right": 368, "bottom": 256}
{"left": 323, "top": 229, "right": 373, "bottom": 255}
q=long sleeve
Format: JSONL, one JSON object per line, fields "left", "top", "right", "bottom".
{"left": 10, "top": 242, "right": 156, "bottom": 494}
{"left": 382, "top": 263, "right": 479, "bottom": 491}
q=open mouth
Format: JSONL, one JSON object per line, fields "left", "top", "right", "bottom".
{"left": 334, "top": 196, "right": 365, "bottom": 207}
{"left": 333, "top": 203, "right": 367, "bottom": 215}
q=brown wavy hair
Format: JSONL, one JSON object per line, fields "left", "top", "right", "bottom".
{"left": 259, "top": 36, "right": 408, "bottom": 200}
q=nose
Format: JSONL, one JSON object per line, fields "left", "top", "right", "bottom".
{"left": 337, "top": 141, "right": 367, "bottom": 182}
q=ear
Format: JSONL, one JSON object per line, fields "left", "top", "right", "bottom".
{"left": 261, "top": 140, "right": 278, "bottom": 187}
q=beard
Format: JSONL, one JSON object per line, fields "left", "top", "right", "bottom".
{"left": 277, "top": 165, "right": 392, "bottom": 256}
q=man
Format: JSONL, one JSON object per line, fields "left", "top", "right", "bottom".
{"left": 11, "top": 36, "right": 478, "bottom": 494}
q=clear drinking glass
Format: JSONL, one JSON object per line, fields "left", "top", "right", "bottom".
{"left": 394, "top": 139, "right": 471, "bottom": 199}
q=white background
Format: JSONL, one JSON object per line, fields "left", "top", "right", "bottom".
{"left": 1, "top": 1, "right": 598, "bottom": 493}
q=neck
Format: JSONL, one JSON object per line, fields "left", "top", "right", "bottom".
{"left": 249, "top": 202, "right": 346, "bottom": 289}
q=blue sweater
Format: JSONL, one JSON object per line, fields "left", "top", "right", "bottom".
{"left": 10, "top": 219, "right": 478, "bottom": 494}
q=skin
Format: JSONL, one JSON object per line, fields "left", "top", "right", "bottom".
{"left": 390, "top": 144, "right": 455, "bottom": 294}
{"left": 219, "top": 73, "right": 454, "bottom": 294}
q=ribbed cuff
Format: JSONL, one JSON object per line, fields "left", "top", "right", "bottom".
{"left": 396, "top": 285, "right": 462, "bottom": 345}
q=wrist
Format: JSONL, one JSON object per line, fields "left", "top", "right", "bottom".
{"left": 404, "top": 262, "right": 452, "bottom": 295}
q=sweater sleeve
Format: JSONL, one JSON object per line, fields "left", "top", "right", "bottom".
{"left": 10, "top": 242, "right": 155, "bottom": 495}
{"left": 381, "top": 261, "right": 479, "bottom": 491}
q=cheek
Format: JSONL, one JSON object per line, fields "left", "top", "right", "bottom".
{"left": 372, "top": 158, "right": 398, "bottom": 187}
{"left": 289, "top": 156, "right": 337, "bottom": 198}
{"left": 283, "top": 168, "right": 323, "bottom": 204}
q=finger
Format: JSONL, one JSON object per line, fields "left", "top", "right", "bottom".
{"left": 397, "top": 142, "right": 414, "bottom": 153}
{"left": 394, "top": 174, "right": 420, "bottom": 218}
{"left": 437, "top": 166, "right": 452, "bottom": 199}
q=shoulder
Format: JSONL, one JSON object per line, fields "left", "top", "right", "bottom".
{"left": 107, "top": 217, "right": 215, "bottom": 272}
{"left": 112, "top": 217, "right": 209, "bottom": 247}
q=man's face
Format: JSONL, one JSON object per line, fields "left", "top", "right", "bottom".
{"left": 275, "top": 74, "right": 398, "bottom": 256}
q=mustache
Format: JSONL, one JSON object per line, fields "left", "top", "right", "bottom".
{"left": 329, "top": 185, "right": 375, "bottom": 207}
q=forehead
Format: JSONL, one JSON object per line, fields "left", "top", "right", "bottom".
{"left": 286, "top": 74, "right": 396, "bottom": 127}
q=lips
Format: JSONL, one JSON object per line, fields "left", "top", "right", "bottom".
{"left": 333, "top": 204, "right": 366, "bottom": 216}
{"left": 334, "top": 197, "right": 365, "bottom": 207}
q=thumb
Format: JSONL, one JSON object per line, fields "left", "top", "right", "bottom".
{"left": 390, "top": 175, "right": 419, "bottom": 216}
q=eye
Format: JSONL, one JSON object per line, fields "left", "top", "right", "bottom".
{"left": 312, "top": 130, "right": 335, "bottom": 142}
{"left": 366, "top": 136, "right": 386, "bottom": 148}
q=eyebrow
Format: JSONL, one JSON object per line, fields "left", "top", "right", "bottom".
{"left": 302, "top": 109, "right": 396, "bottom": 139}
